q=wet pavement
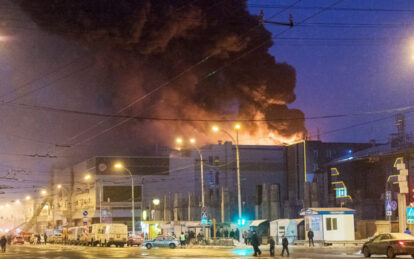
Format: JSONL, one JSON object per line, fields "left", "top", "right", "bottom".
{"left": 0, "top": 244, "right": 392, "bottom": 258}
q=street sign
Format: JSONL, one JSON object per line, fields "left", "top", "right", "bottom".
{"left": 83, "top": 210, "right": 88, "bottom": 217}
{"left": 201, "top": 207, "right": 208, "bottom": 223}
{"left": 391, "top": 200, "right": 398, "bottom": 211}
{"left": 385, "top": 200, "right": 392, "bottom": 212}
{"left": 83, "top": 217, "right": 88, "bottom": 225}
{"left": 386, "top": 191, "right": 392, "bottom": 201}
{"left": 407, "top": 207, "right": 414, "bottom": 224}
{"left": 386, "top": 210, "right": 392, "bottom": 216}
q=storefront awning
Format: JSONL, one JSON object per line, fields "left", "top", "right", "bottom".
{"left": 250, "top": 219, "right": 268, "bottom": 227}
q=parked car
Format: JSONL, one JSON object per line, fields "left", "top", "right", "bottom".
{"left": 143, "top": 236, "right": 178, "bottom": 249}
{"left": 362, "top": 233, "right": 414, "bottom": 258}
{"left": 13, "top": 236, "right": 25, "bottom": 245}
{"left": 127, "top": 235, "right": 143, "bottom": 246}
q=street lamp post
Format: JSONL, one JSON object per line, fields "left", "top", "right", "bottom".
{"left": 176, "top": 138, "right": 205, "bottom": 208}
{"left": 114, "top": 163, "right": 135, "bottom": 236}
{"left": 212, "top": 124, "right": 242, "bottom": 224}
{"left": 190, "top": 138, "right": 205, "bottom": 208}
{"left": 176, "top": 137, "right": 207, "bottom": 239}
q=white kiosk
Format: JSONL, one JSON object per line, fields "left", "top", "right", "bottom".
{"left": 270, "top": 219, "right": 304, "bottom": 244}
{"left": 300, "top": 208, "right": 355, "bottom": 242}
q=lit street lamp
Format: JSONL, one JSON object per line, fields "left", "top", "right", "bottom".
{"left": 40, "top": 189, "right": 47, "bottom": 196}
{"left": 25, "top": 196, "right": 31, "bottom": 201}
{"left": 114, "top": 162, "right": 136, "bottom": 236}
{"left": 212, "top": 124, "right": 243, "bottom": 225}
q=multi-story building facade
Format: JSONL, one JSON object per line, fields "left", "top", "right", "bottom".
{"left": 34, "top": 140, "right": 372, "bottom": 233}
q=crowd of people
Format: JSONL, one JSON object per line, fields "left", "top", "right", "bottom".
{"left": 30, "top": 233, "right": 48, "bottom": 245}
{"left": 215, "top": 228, "right": 240, "bottom": 240}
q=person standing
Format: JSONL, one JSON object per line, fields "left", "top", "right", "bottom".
{"left": 308, "top": 229, "right": 314, "bottom": 247}
{"left": 269, "top": 236, "right": 275, "bottom": 256}
{"left": 281, "top": 235, "right": 289, "bottom": 257}
{"left": 235, "top": 228, "right": 240, "bottom": 241}
{"left": 44, "top": 233, "right": 48, "bottom": 244}
{"left": 251, "top": 230, "right": 261, "bottom": 256}
{"left": 179, "top": 232, "right": 186, "bottom": 248}
{"left": 0, "top": 236, "right": 6, "bottom": 253}
{"left": 243, "top": 231, "right": 248, "bottom": 245}
{"left": 404, "top": 227, "right": 412, "bottom": 235}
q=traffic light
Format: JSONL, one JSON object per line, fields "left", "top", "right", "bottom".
{"left": 237, "top": 218, "right": 246, "bottom": 226}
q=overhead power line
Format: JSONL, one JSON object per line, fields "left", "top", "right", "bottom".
{"left": 248, "top": 4, "right": 414, "bottom": 13}
{"left": 15, "top": 99, "right": 414, "bottom": 123}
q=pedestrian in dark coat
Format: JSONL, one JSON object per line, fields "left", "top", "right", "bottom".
{"left": 269, "top": 236, "right": 275, "bottom": 256}
{"left": 0, "top": 236, "right": 6, "bottom": 252}
{"left": 251, "top": 231, "right": 261, "bottom": 256}
{"left": 308, "top": 229, "right": 314, "bottom": 247}
{"left": 235, "top": 228, "right": 240, "bottom": 241}
{"left": 281, "top": 235, "right": 289, "bottom": 257}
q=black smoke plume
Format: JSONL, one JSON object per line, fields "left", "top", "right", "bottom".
{"left": 17, "top": 0, "right": 306, "bottom": 145}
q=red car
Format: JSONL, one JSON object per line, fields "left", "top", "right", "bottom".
{"left": 127, "top": 235, "right": 143, "bottom": 246}
{"left": 13, "top": 236, "right": 25, "bottom": 245}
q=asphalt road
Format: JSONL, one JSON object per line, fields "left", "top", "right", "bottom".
{"left": 0, "top": 244, "right": 409, "bottom": 258}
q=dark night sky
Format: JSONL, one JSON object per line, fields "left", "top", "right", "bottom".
{"left": 249, "top": 0, "right": 414, "bottom": 143}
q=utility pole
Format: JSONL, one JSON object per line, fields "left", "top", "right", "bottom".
{"left": 395, "top": 157, "right": 408, "bottom": 232}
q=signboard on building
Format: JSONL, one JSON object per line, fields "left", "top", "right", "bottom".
{"left": 407, "top": 207, "right": 414, "bottom": 224}
{"left": 336, "top": 188, "right": 347, "bottom": 198}
{"left": 95, "top": 157, "right": 169, "bottom": 176}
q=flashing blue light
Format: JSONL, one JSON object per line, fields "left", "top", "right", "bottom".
{"left": 347, "top": 149, "right": 352, "bottom": 155}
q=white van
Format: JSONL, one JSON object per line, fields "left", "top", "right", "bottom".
{"left": 68, "top": 226, "right": 87, "bottom": 245}
{"left": 87, "top": 223, "right": 127, "bottom": 247}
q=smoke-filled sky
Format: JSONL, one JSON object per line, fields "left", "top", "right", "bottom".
{"left": 0, "top": 0, "right": 413, "bottom": 200}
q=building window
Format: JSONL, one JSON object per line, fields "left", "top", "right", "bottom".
{"left": 326, "top": 217, "right": 338, "bottom": 231}
{"left": 208, "top": 156, "right": 213, "bottom": 165}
